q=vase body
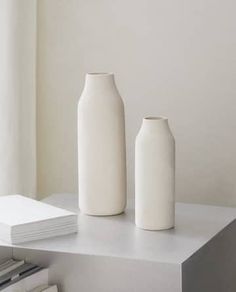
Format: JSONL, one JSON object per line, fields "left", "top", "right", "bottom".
{"left": 78, "top": 73, "right": 126, "bottom": 215}
{"left": 135, "top": 117, "right": 175, "bottom": 230}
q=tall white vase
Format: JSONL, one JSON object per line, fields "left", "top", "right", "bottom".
{"left": 135, "top": 117, "right": 175, "bottom": 230}
{"left": 78, "top": 73, "right": 127, "bottom": 216}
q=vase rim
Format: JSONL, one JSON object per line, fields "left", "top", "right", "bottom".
{"left": 87, "top": 72, "right": 114, "bottom": 76}
{"left": 144, "top": 116, "right": 168, "bottom": 121}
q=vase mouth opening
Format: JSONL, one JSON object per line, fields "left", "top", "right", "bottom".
{"left": 144, "top": 116, "right": 168, "bottom": 121}
{"left": 87, "top": 72, "right": 114, "bottom": 76}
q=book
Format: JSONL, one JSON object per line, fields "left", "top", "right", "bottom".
{"left": 29, "top": 285, "right": 48, "bottom": 292}
{"left": 0, "top": 195, "right": 77, "bottom": 244}
{"left": 0, "top": 259, "right": 24, "bottom": 277}
{"left": 0, "top": 268, "right": 49, "bottom": 292}
{"left": 41, "top": 285, "right": 58, "bottom": 292}
{"left": 0, "top": 263, "right": 38, "bottom": 286}
{"left": 30, "top": 285, "right": 58, "bottom": 292}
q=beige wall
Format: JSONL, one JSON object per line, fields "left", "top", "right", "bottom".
{"left": 0, "top": 0, "right": 36, "bottom": 197}
{"left": 37, "top": 0, "right": 236, "bottom": 206}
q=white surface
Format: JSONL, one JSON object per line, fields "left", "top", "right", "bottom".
{"left": 78, "top": 73, "right": 126, "bottom": 215}
{"left": 0, "top": 195, "right": 77, "bottom": 244}
{"left": 0, "top": 0, "right": 36, "bottom": 197}
{"left": 14, "top": 249, "right": 181, "bottom": 292}
{"left": 1, "top": 193, "right": 236, "bottom": 265}
{"left": 37, "top": 0, "right": 236, "bottom": 207}
{"left": 135, "top": 117, "right": 175, "bottom": 230}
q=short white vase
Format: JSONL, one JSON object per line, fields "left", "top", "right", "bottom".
{"left": 135, "top": 117, "right": 175, "bottom": 230}
{"left": 78, "top": 73, "right": 127, "bottom": 216}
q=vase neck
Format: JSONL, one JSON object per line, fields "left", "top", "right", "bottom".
{"left": 141, "top": 117, "right": 170, "bottom": 132}
{"left": 84, "top": 73, "right": 116, "bottom": 92}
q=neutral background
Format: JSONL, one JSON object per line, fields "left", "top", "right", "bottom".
{"left": 37, "top": 0, "right": 236, "bottom": 206}
{"left": 0, "top": 0, "right": 36, "bottom": 197}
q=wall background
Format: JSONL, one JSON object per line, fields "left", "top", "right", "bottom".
{"left": 0, "top": 0, "right": 36, "bottom": 198}
{"left": 37, "top": 0, "right": 236, "bottom": 206}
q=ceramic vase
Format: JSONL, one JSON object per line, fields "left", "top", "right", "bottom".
{"left": 78, "top": 73, "right": 127, "bottom": 216}
{"left": 135, "top": 117, "right": 175, "bottom": 230}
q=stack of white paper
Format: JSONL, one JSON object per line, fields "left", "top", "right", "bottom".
{"left": 0, "top": 195, "right": 77, "bottom": 244}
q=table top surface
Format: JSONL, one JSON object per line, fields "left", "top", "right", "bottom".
{"left": 1, "top": 193, "right": 236, "bottom": 264}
